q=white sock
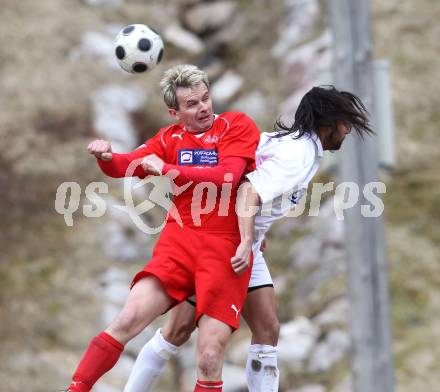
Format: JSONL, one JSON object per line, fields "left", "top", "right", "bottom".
{"left": 245, "top": 344, "right": 279, "bottom": 392}
{"left": 123, "top": 328, "right": 179, "bottom": 392}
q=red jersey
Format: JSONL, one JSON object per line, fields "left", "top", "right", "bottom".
{"left": 99, "top": 112, "right": 260, "bottom": 233}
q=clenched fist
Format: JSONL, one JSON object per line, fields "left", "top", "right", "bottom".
{"left": 141, "top": 154, "right": 164, "bottom": 176}
{"left": 87, "top": 139, "right": 113, "bottom": 161}
{"left": 231, "top": 240, "right": 252, "bottom": 275}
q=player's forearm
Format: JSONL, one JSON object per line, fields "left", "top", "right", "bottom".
{"left": 162, "top": 156, "right": 247, "bottom": 187}
{"left": 97, "top": 153, "right": 147, "bottom": 178}
{"left": 237, "top": 182, "right": 260, "bottom": 244}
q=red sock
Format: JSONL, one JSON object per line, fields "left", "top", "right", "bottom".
{"left": 194, "top": 380, "right": 223, "bottom": 391}
{"left": 69, "top": 332, "right": 124, "bottom": 392}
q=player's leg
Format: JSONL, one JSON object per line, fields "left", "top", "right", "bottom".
{"left": 242, "top": 286, "right": 280, "bottom": 392}
{"left": 243, "top": 286, "right": 279, "bottom": 345}
{"left": 195, "top": 315, "right": 231, "bottom": 391}
{"left": 162, "top": 297, "right": 197, "bottom": 345}
{"left": 193, "top": 232, "right": 251, "bottom": 391}
{"left": 242, "top": 243, "right": 280, "bottom": 392}
{"left": 67, "top": 276, "right": 175, "bottom": 392}
{"left": 123, "top": 300, "right": 196, "bottom": 392}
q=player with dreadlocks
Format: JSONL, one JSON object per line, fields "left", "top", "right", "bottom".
{"left": 122, "top": 85, "right": 374, "bottom": 392}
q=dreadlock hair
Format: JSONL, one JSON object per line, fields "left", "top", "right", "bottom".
{"left": 274, "top": 85, "right": 374, "bottom": 139}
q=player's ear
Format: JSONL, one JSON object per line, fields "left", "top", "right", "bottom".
{"left": 168, "top": 108, "right": 179, "bottom": 120}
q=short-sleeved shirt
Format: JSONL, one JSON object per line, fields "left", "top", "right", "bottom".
{"left": 246, "top": 131, "right": 323, "bottom": 242}
{"left": 101, "top": 112, "right": 260, "bottom": 233}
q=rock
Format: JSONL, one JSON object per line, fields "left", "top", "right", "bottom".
{"left": 290, "top": 196, "right": 345, "bottom": 270}
{"left": 102, "top": 219, "right": 151, "bottom": 262}
{"left": 124, "top": 326, "right": 156, "bottom": 357}
{"left": 277, "top": 317, "right": 320, "bottom": 365}
{"left": 281, "top": 31, "right": 332, "bottom": 90}
{"left": 94, "top": 382, "right": 120, "bottom": 392}
{"left": 210, "top": 71, "right": 244, "bottom": 108}
{"left": 183, "top": 1, "right": 237, "bottom": 34}
{"left": 101, "top": 279, "right": 129, "bottom": 306}
{"left": 271, "top": 216, "right": 307, "bottom": 238}
{"left": 197, "top": 55, "right": 226, "bottom": 81}
{"left": 308, "top": 330, "right": 350, "bottom": 373}
{"left": 82, "top": 0, "right": 123, "bottom": 7}
{"left": 278, "top": 32, "right": 332, "bottom": 117}
{"left": 231, "top": 91, "right": 268, "bottom": 123}
{"left": 100, "top": 266, "right": 130, "bottom": 285}
{"left": 288, "top": 385, "right": 327, "bottom": 392}
{"left": 178, "top": 332, "right": 198, "bottom": 371}
{"left": 290, "top": 231, "right": 322, "bottom": 270}
{"left": 305, "top": 197, "right": 345, "bottom": 244}
{"left": 206, "top": 14, "right": 245, "bottom": 49}
{"left": 280, "top": 84, "right": 314, "bottom": 119}
{"left": 313, "top": 297, "right": 348, "bottom": 330}
{"left": 227, "top": 338, "right": 249, "bottom": 366}
{"left": 101, "top": 195, "right": 155, "bottom": 262}
{"left": 287, "top": 195, "right": 348, "bottom": 314}
{"left": 164, "top": 24, "right": 205, "bottom": 54}
{"left": 331, "top": 376, "right": 352, "bottom": 392}
{"left": 100, "top": 301, "right": 121, "bottom": 329}
{"left": 222, "top": 363, "right": 247, "bottom": 391}
{"left": 272, "top": 0, "right": 320, "bottom": 57}
{"left": 293, "top": 254, "right": 346, "bottom": 314}
{"left": 273, "top": 274, "right": 289, "bottom": 295}
{"left": 70, "top": 31, "right": 118, "bottom": 70}
{"left": 92, "top": 85, "right": 146, "bottom": 152}
{"left": 96, "top": 354, "right": 135, "bottom": 390}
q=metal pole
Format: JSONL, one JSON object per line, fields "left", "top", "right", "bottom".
{"left": 328, "top": 1, "right": 395, "bottom": 391}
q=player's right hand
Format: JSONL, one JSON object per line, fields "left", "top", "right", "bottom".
{"left": 87, "top": 139, "right": 113, "bottom": 161}
{"left": 231, "top": 240, "right": 252, "bottom": 275}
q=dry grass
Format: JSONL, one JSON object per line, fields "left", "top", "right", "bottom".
{"left": 372, "top": 0, "right": 440, "bottom": 166}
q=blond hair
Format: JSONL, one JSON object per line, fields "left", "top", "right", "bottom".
{"left": 160, "top": 64, "right": 209, "bottom": 109}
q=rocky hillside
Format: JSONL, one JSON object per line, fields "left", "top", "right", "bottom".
{"left": 0, "top": 0, "right": 438, "bottom": 391}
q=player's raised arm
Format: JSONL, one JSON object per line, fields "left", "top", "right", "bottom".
{"left": 89, "top": 134, "right": 165, "bottom": 178}
{"left": 231, "top": 181, "right": 260, "bottom": 274}
{"left": 88, "top": 139, "right": 113, "bottom": 161}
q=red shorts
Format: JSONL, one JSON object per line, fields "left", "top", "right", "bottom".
{"left": 132, "top": 223, "right": 252, "bottom": 330}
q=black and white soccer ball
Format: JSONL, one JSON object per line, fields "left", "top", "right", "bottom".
{"left": 114, "top": 24, "right": 164, "bottom": 74}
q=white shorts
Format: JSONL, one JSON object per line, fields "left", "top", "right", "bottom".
{"left": 248, "top": 239, "right": 273, "bottom": 290}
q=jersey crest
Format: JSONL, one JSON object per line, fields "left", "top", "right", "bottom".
{"left": 290, "top": 189, "right": 306, "bottom": 205}
{"left": 178, "top": 149, "right": 218, "bottom": 166}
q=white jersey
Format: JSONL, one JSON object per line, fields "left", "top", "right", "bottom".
{"left": 246, "top": 131, "right": 323, "bottom": 244}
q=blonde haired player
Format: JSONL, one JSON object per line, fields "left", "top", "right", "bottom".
{"left": 63, "top": 64, "right": 260, "bottom": 392}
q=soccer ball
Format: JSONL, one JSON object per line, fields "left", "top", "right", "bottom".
{"left": 114, "top": 24, "right": 164, "bottom": 74}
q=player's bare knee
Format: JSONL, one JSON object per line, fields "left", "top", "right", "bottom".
{"left": 197, "top": 346, "right": 222, "bottom": 378}
{"left": 110, "top": 308, "right": 140, "bottom": 336}
{"left": 162, "top": 321, "right": 194, "bottom": 346}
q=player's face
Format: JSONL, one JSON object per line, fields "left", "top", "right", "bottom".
{"left": 171, "top": 82, "right": 214, "bottom": 133}
{"left": 328, "top": 121, "right": 352, "bottom": 150}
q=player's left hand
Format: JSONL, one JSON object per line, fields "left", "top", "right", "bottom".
{"left": 231, "top": 240, "right": 252, "bottom": 274}
{"left": 142, "top": 154, "right": 164, "bottom": 175}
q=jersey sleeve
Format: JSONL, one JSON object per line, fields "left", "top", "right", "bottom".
{"left": 217, "top": 113, "right": 260, "bottom": 163}
{"left": 97, "top": 133, "right": 165, "bottom": 178}
{"left": 246, "top": 144, "right": 313, "bottom": 203}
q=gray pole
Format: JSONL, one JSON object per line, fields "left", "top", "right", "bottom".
{"left": 328, "top": 1, "right": 395, "bottom": 391}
